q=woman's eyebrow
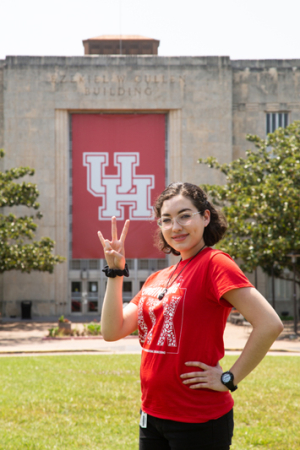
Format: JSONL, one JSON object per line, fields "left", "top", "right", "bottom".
{"left": 178, "top": 208, "right": 192, "bottom": 214}
{"left": 161, "top": 208, "right": 192, "bottom": 217}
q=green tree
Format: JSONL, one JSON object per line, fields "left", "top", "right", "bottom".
{"left": 198, "top": 121, "right": 300, "bottom": 281}
{"left": 0, "top": 149, "right": 65, "bottom": 273}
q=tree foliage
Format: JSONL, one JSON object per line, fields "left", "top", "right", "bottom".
{"left": 0, "top": 149, "right": 65, "bottom": 273}
{"left": 198, "top": 121, "right": 300, "bottom": 279}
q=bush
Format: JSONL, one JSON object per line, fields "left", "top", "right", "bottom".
{"left": 48, "top": 327, "right": 69, "bottom": 337}
{"left": 58, "top": 315, "right": 70, "bottom": 323}
{"left": 84, "top": 322, "right": 101, "bottom": 336}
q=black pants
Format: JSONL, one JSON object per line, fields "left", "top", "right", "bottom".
{"left": 139, "top": 409, "right": 234, "bottom": 450}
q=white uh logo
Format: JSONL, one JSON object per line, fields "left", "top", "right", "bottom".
{"left": 83, "top": 152, "right": 155, "bottom": 220}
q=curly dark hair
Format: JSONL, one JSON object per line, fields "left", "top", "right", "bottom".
{"left": 153, "top": 182, "right": 227, "bottom": 256}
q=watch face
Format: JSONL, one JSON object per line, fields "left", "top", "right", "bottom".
{"left": 222, "top": 373, "right": 232, "bottom": 383}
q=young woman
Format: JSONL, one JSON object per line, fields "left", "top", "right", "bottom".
{"left": 98, "top": 182, "right": 283, "bottom": 450}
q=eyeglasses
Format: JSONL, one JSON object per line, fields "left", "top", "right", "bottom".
{"left": 157, "top": 211, "right": 202, "bottom": 230}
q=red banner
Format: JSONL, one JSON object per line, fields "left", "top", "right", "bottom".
{"left": 72, "top": 114, "right": 166, "bottom": 259}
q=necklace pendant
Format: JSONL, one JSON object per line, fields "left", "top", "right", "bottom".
{"left": 158, "top": 288, "right": 167, "bottom": 300}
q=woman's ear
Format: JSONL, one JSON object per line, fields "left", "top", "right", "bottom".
{"left": 204, "top": 209, "right": 211, "bottom": 226}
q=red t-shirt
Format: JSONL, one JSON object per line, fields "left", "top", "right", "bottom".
{"left": 131, "top": 247, "right": 253, "bottom": 423}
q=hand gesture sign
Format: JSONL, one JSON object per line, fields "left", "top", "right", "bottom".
{"left": 97, "top": 217, "right": 130, "bottom": 270}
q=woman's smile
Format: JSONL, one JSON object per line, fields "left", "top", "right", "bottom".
{"left": 172, "top": 233, "right": 189, "bottom": 242}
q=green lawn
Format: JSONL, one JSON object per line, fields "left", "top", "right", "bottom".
{"left": 0, "top": 354, "right": 299, "bottom": 449}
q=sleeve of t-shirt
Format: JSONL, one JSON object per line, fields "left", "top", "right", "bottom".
{"left": 208, "top": 252, "right": 254, "bottom": 306}
{"left": 131, "top": 290, "right": 142, "bottom": 306}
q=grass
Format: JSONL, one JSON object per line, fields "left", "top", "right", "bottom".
{"left": 232, "top": 356, "right": 300, "bottom": 449}
{"left": 0, "top": 354, "right": 299, "bottom": 449}
{"left": 0, "top": 355, "right": 141, "bottom": 450}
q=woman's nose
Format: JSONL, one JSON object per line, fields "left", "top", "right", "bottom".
{"left": 172, "top": 218, "right": 182, "bottom": 231}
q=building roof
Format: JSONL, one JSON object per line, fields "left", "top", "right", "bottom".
{"left": 83, "top": 35, "right": 159, "bottom": 43}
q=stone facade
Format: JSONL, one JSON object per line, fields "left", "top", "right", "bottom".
{"left": 232, "top": 59, "right": 300, "bottom": 159}
{"left": 1, "top": 55, "right": 299, "bottom": 318}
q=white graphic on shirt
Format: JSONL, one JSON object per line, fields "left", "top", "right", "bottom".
{"left": 138, "top": 296, "right": 148, "bottom": 344}
{"left": 137, "top": 281, "right": 186, "bottom": 354}
{"left": 157, "top": 296, "right": 181, "bottom": 347}
{"left": 146, "top": 299, "right": 160, "bottom": 345}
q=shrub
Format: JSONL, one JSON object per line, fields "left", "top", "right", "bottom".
{"left": 84, "top": 322, "right": 101, "bottom": 336}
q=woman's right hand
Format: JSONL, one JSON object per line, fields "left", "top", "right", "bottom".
{"left": 97, "top": 217, "right": 130, "bottom": 270}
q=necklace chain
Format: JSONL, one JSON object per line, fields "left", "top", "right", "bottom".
{"left": 157, "top": 245, "right": 206, "bottom": 300}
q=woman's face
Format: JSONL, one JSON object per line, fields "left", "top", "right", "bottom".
{"left": 160, "top": 194, "right": 210, "bottom": 260}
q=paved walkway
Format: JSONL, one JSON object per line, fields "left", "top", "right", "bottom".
{"left": 0, "top": 320, "right": 299, "bottom": 356}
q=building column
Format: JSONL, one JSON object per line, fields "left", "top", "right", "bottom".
{"left": 168, "top": 109, "right": 182, "bottom": 183}
{"left": 54, "top": 110, "right": 69, "bottom": 315}
{"left": 0, "top": 66, "right": 4, "bottom": 314}
{"left": 168, "top": 109, "right": 182, "bottom": 266}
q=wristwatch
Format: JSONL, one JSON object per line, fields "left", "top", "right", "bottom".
{"left": 221, "top": 371, "right": 238, "bottom": 392}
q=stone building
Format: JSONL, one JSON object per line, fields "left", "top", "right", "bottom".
{"left": 0, "top": 36, "right": 299, "bottom": 318}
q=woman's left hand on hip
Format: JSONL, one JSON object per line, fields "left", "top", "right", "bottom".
{"left": 180, "top": 361, "right": 228, "bottom": 392}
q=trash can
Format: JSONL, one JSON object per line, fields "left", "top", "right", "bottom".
{"left": 21, "top": 301, "right": 32, "bottom": 320}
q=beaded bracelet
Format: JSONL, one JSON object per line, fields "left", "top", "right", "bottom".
{"left": 102, "top": 263, "right": 129, "bottom": 278}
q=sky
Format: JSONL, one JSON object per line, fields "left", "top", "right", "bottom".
{"left": 1, "top": 0, "right": 300, "bottom": 61}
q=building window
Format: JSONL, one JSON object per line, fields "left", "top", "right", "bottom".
{"left": 88, "top": 281, "right": 98, "bottom": 312}
{"left": 89, "top": 260, "right": 99, "bottom": 270}
{"left": 126, "top": 259, "right": 134, "bottom": 270}
{"left": 267, "top": 276, "right": 292, "bottom": 307}
{"left": 123, "top": 281, "right": 132, "bottom": 293}
{"left": 138, "top": 259, "right": 168, "bottom": 271}
{"left": 266, "top": 112, "right": 288, "bottom": 134}
{"left": 70, "top": 259, "right": 100, "bottom": 270}
{"left": 71, "top": 281, "right": 82, "bottom": 313}
{"left": 138, "top": 260, "right": 149, "bottom": 270}
{"left": 123, "top": 281, "right": 132, "bottom": 302}
{"left": 157, "top": 259, "right": 168, "bottom": 270}
{"left": 70, "top": 259, "right": 81, "bottom": 270}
